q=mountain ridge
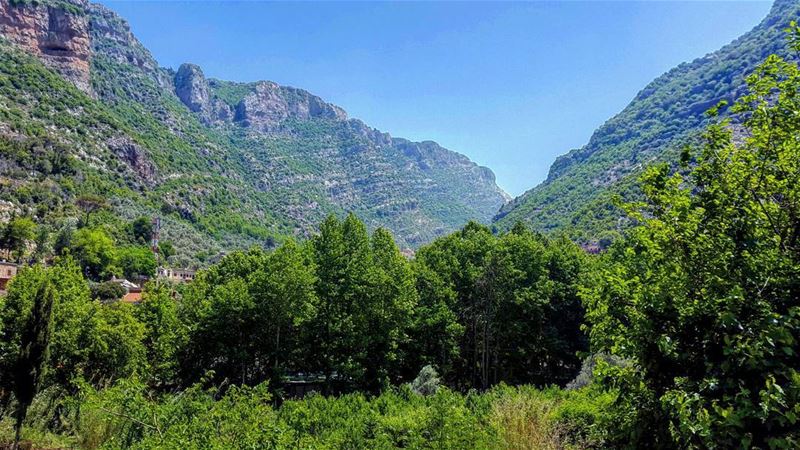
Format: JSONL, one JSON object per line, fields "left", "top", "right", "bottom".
{"left": 495, "top": 0, "right": 800, "bottom": 243}
{"left": 0, "top": 0, "right": 508, "bottom": 264}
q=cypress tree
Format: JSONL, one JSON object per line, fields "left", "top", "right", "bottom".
{"left": 12, "top": 279, "right": 55, "bottom": 448}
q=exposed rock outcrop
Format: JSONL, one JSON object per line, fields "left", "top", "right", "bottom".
{"left": 234, "top": 81, "right": 347, "bottom": 131}
{"left": 0, "top": 0, "right": 92, "bottom": 93}
{"left": 174, "top": 63, "right": 231, "bottom": 125}
{"left": 175, "top": 63, "right": 209, "bottom": 113}
{"left": 88, "top": 2, "right": 175, "bottom": 91}
{"left": 106, "top": 135, "right": 155, "bottom": 185}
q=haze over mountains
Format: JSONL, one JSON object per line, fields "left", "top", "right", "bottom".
{"left": 0, "top": 0, "right": 797, "bottom": 262}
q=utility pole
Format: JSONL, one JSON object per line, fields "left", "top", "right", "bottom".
{"left": 151, "top": 217, "right": 161, "bottom": 267}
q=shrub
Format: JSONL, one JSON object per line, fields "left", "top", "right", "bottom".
{"left": 409, "top": 365, "right": 440, "bottom": 396}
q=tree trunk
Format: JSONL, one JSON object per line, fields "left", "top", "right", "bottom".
{"left": 13, "top": 403, "right": 25, "bottom": 450}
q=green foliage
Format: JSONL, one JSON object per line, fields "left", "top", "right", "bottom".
{"left": 413, "top": 222, "right": 589, "bottom": 390}
{"left": 157, "top": 241, "right": 175, "bottom": 261}
{"left": 0, "top": 258, "right": 146, "bottom": 402}
{"left": 1, "top": 216, "right": 36, "bottom": 262}
{"left": 117, "top": 246, "right": 156, "bottom": 280}
{"left": 164, "top": 213, "right": 587, "bottom": 397}
{"left": 129, "top": 217, "right": 153, "bottom": 245}
{"left": 89, "top": 281, "right": 126, "bottom": 302}
{"left": 12, "top": 277, "right": 54, "bottom": 446}
{"left": 70, "top": 228, "right": 119, "bottom": 281}
{"left": 56, "top": 378, "right": 610, "bottom": 450}
{"left": 134, "top": 282, "right": 182, "bottom": 386}
{"left": 584, "top": 43, "right": 800, "bottom": 448}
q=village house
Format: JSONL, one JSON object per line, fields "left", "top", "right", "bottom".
{"left": 111, "top": 277, "right": 144, "bottom": 304}
{"left": 157, "top": 267, "right": 196, "bottom": 283}
{"left": 0, "top": 261, "right": 19, "bottom": 292}
{"left": 121, "top": 288, "right": 143, "bottom": 304}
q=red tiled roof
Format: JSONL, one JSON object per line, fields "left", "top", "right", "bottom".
{"left": 122, "top": 291, "right": 143, "bottom": 303}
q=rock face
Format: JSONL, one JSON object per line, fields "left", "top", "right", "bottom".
{"left": 235, "top": 81, "right": 347, "bottom": 131}
{"left": 175, "top": 63, "right": 210, "bottom": 112}
{"left": 174, "top": 63, "right": 231, "bottom": 125}
{"left": 0, "top": 0, "right": 92, "bottom": 93}
{"left": 106, "top": 136, "right": 155, "bottom": 185}
{"left": 88, "top": 3, "right": 154, "bottom": 71}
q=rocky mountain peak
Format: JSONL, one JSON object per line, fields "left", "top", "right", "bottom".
{"left": 173, "top": 63, "right": 231, "bottom": 125}
{"left": 234, "top": 81, "right": 348, "bottom": 131}
{"left": 88, "top": 2, "right": 158, "bottom": 74}
{"left": 175, "top": 63, "right": 209, "bottom": 112}
{"left": 0, "top": 0, "right": 92, "bottom": 93}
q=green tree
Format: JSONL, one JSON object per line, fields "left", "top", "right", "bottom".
{"left": 1, "top": 216, "right": 36, "bottom": 262}
{"left": 413, "top": 221, "right": 494, "bottom": 389}
{"left": 130, "top": 217, "right": 153, "bottom": 245}
{"left": 584, "top": 41, "right": 800, "bottom": 448}
{"left": 178, "top": 248, "right": 268, "bottom": 386}
{"left": 338, "top": 213, "right": 375, "bottom": 385}
{"left": 75, "top": 195, "right": 107, "bottom": 228}
{"left": 70, "top": 228, "right": 118, "bottom": 280}
{"left": 82, "top": 302, "right": 146, "bottom": 384}
{"left": 158, "top": 241, "right": 176, "bottom": 261}
{"left": 406, "top": 261, "right": 463, "bottom": 381}
{"left": 12, "top": 279, "right": 54, "bottom": 447}
{"left": 31, "top": 224, "right": 51, "bottom": 263}
{"left": 117, "top": 245, "right": 157, "bottom": 280}
{"left": 308, "top": 214, "right": 349, "bottom": 390}
{"left": 135, "top": 282, "right": 182, "bottom": 386}
{"left": 249, "top": 238, "right": 317, "bottom": 383}
{"left": 53, "top": 221, "right": 75, "bottom": 257}
{"left": 357, "top": 227, "right": 416, "bottom": 390}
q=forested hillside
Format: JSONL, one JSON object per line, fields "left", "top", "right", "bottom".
{"left": 495, "top": 0, "right": 800, "bottom": 245}
{"left": 0, "top": 0, "right": 507, "bottom": 265}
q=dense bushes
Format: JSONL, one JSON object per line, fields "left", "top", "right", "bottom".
{"left": 59, "top": 379, "right": 609, "bottom": 450}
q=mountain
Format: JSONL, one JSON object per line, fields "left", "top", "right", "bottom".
{"left": 0, "top": 0, "right": 508, "bottom": 264}
{"left": 494, "top": 0, "right": 800, "bottom": 245}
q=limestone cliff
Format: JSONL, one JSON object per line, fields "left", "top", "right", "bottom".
{"left": 174, "top": 63, "right": 231, "bottom": 125}
{"left": 0, "top": 0, "right": 91, "bottom": 93}
{"left": 234, "top": 81, "right": 348, "bottom": 132}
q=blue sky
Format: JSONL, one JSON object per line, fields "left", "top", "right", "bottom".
{"left": 99, "top": 1, "right": 772, "bottom": 196}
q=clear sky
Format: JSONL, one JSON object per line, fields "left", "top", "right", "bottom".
{"left": 99, "top": 0, "right": 772, "bottom": 196}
